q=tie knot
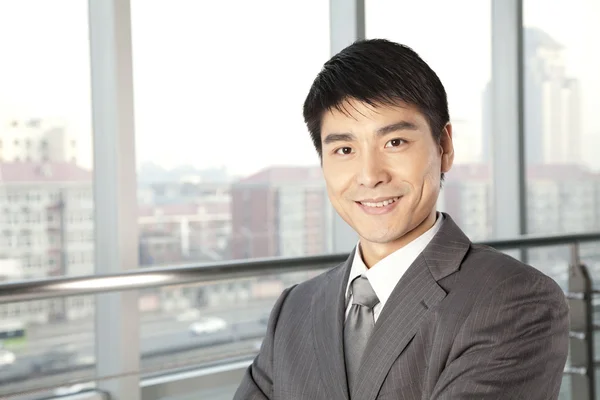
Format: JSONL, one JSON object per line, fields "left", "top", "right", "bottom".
{"left": 351, "top": 276, "right": 379, "bottom": 309}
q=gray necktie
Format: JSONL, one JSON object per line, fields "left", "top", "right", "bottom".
{"left": 344, "top": 276, "right": 380, "bottom": 392}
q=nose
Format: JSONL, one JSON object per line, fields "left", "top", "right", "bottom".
{"left": 356, "top": 154, "right": 391, "bottom": 189}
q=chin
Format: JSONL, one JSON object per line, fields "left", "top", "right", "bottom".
{"left": 359, "top": 228, "right": 406, "bottom": 245}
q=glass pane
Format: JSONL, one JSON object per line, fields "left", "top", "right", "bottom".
{"left": 524, "top": 0, "right": 600, "bottom": 235}
{"left": 527, "top": 245, "right": 570, "bottom": 290}
{"left": 132, "top": 0, "right": 331, "bottom": 267}
{"left": 366, "top": 0, "right": 493, "bottom": 241}
{"left": 0, "top": 296, "right": 96, "bottom": 399}
{"left": 130, "top": 0, "right": 331, "bottom": 378}
{"left": 0, "top": 1, "right": 95, "bottom": 397}
{"left": 559, "top": 374, "right": 571, "bottom": 400}
{"left": 138, "top": 270, "right": 326, "bottom": 375}
{"left": 524, "top": 1, "right": 600, "bottom": 391}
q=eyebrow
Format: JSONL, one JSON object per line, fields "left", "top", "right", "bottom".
{"left": 377, "top": 120, "right": 419, "bottom": 135}
{"left": 322, "top": 120, "right": 419, "bottom": 145}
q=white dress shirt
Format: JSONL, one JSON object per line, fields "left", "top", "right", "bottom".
{"left": 345, "top": 213, "right": 444, "bottom": 322}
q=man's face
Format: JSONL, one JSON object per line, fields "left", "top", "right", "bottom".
{"left": 321, "top": 99, "right": 453, "bottom": 250}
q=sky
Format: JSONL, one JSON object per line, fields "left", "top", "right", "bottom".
{"left": 0, "top": 0, "right": 598, "bottom": 175}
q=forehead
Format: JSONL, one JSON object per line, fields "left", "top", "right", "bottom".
{"left": 321, "top": 98, "right": 429, "bottom": 135}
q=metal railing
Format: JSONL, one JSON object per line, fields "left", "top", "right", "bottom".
{"left": 1, "top": 231, "right": 600, "bottom": 304}
{"left": 0, "top": 231, "right": 600, "bottom": 400}
{"left": 0, "top": 253, "right": 345, "bottom": 304}
{"left": 567, "top": 261, "right": 597, "bottom": 399}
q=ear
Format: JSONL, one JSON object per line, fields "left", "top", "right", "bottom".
{"left": 439, "top": 123, "right": 454, "bottom": 173}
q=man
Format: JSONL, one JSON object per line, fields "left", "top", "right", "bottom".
{"left": 234, "top": 39, "right": 569, "bottom": 400}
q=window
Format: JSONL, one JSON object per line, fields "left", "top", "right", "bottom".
{"left": 132, "top": 0, "right": 330, "bottom": 265}
{"left": 522, "top": 5, "right": 600, "bottom": 363}
{"left": 131, "top": 0, "right": 330, "bottom": 375}
{"left": 0, "top": 7, "right": 95, "bottom": 393}
{"left": 524, "top": 0, "right": 600, "bottom": 237}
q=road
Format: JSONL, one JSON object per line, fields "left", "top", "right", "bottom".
{"left": 2, "top": 339, "right": 259, "bottom": 400}
{"left": 15, "top": 300, "right": 274, "bottom": 356}
{"left": 0, "top": 301, "right": 274, "bottom": 398}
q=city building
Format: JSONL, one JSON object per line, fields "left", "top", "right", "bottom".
{"left": 0, "top": 118, "right": 78, "bottom": 164}
{"left": 0, "top": 161, "right": 242, "bottom": 324}
{"left": 482, "top": 28, "right": 582, "bottom": 166}
{"left": 4, "top": 159, "right": 598, "bottom": 325}
{"left": 138, "top": 196, "right": 232, "bottom": 266}
{"left": 526, "top": 164, "right": 599, "bottom": 235}
{"left": 440, "top": 164, "right": 493, "bottom": 241}
{"left": 525, "top": 28, "right": 582, "bottom": 165}
{"left": 442, "top": 163, "right": 600, "bottom": 242}
{"left": 0, "top": 162, "right": 94, "bottom": 323}
{"left": 231, "top": 166, "right": 331, "bottom": 259}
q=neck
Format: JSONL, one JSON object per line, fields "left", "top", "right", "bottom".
{"left": 360, "top": 210, "right": 438, "bottom": 268}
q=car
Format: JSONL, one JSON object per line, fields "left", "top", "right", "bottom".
{"left": 189, "top": 317, "right": 227, "bottom": 336}
{"left": 0, "top": 349, "right": 16, "bottom": 368}
{"left": 53, "top": 381, "right": 95, "bottom": 396}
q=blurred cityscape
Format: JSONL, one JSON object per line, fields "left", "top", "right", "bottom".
{"left": 1, "top": 27, "right": 599, "bottom": 321}
{"left": 1, "top": 25, "right": 600, "bottom": 396}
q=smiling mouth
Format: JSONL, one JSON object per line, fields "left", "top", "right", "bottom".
{"left": 356, "top": 196, "right": 401, "bottom": 208}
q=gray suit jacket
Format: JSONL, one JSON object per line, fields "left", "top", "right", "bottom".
{"left": 234, "top": 213, "right": 569, "bottom": 399}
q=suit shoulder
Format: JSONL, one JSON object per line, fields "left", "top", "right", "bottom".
{"left": 466, "top": 244, "right": 552, "bottom": 278}
{"left": 461, "top": 243, "right": 564, "bottom": 297}
{"left": 270, "top": 262, "right": 346, "bottom": 332}
{"left": 440, "top": 244, "right": 567, "bottom": 330}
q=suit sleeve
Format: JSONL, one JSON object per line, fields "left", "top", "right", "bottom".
{"left": 233, "top": 285, "right": 296, "bottom": 400}
{"left": 430, "top": 271, "right": 569, "bottom": 399}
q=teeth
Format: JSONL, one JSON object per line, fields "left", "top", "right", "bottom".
{"left": 360, "top": 197, "right": 400, "bottom": 208}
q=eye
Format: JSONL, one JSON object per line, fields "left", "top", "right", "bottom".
{"left": 385, "top": 138, "right": 406, "bottom": 148}
{"left": 335, "top": 147, "right": 353, "bottom": 155}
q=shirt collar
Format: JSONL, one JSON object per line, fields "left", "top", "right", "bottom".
{"left": 346, "top": 212, "right": 444, "bottom": 307}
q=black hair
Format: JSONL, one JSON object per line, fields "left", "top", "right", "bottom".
{"left": 303, "top": 38, "right": 450, "bottom": 170}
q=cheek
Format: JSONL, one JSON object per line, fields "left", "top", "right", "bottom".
{"left": 324, "top": 173, "right": 348, "bottom": 206}
{"left": 325, "top": 184, "right": 339, "bottom": 205}
{"left": 323, "top": 162, "right": 353, "bottom": 194}
{"left": 412, "top": 146, "right": 441, "bottom": 181}
{"left": 396, "top": 151, "right": 440, "bottom": 199}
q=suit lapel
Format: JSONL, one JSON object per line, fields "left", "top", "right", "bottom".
{"left": 351, "top": 255, "right": 445, "bottom": 399}
{"left": 352, "top": 213, "right": 471, "bottom": 400}
{"left": 312, "top": 251, "right": 353, "bottom": 400}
